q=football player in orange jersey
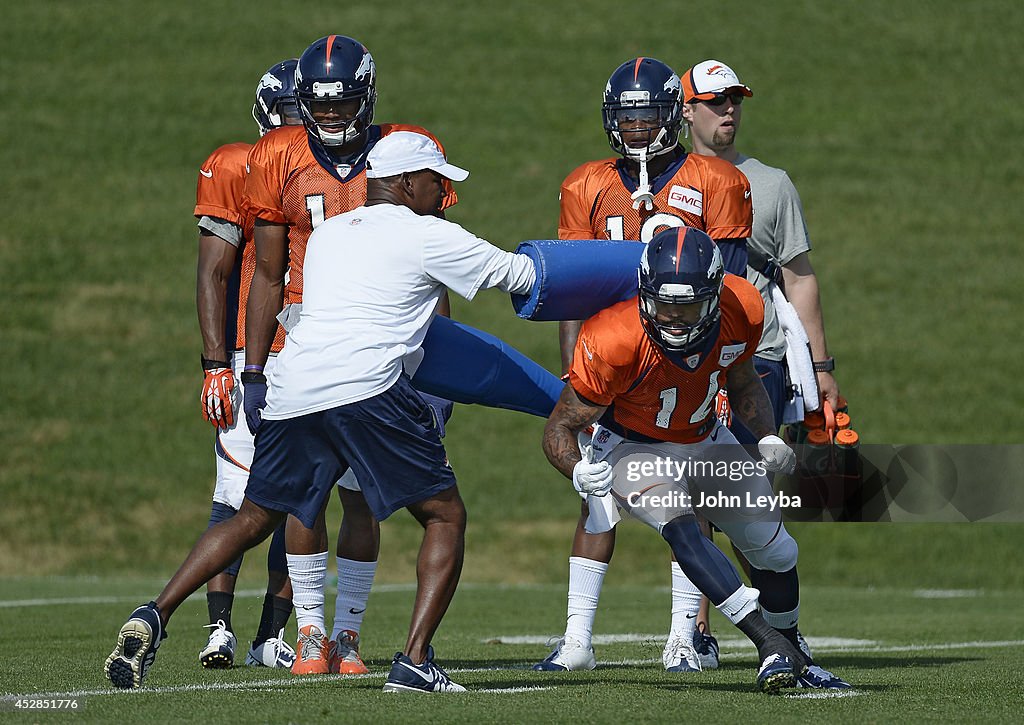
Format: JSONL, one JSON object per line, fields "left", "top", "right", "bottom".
{"left": 540, "top": 228, "right": 849, "bottom": 692}
{"left": 192, "top": 58, "right": 302, "bottom": 672}
{"left": 540, "top": 56, "right": 754, "bottom": 674}
{"left": 240, "top": 35, "right": 455, "bottom": 676}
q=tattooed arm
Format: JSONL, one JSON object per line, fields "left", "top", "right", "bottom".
{"left": 726, "top": 357, "right": 777, "bottom": 440}
{"left": 543, "top": 384, "right": 608, "bottom": 479}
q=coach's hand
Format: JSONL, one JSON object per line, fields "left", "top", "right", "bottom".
{"left": 201, "top": 363, "right": 239, "bottom": 430}
{"left": 241, "top": 371, "right": 268, "bottom": 436}
{"left": 572, "top": 459, "right": 615, "bottom": 497}
{"left": 758, "top": 434, "right": 796, "bottom": 474}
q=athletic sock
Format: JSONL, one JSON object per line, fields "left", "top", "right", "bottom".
{"left": 206, "top": 591, "right": 234, "bottom": 632}
{"left": 287, "top": 551, "right": 328, "bottom": 634}
{"left": 253, "top": 593, "right": 293, "bottom": 646}
{"left": 668, "top": 561, "right": 702, "bottom": 642}
{"left": 332, "top": 557, "right": 377, "bottom": 640}
{"left": 565, "top": 556, "right": 607, "bottom": 649}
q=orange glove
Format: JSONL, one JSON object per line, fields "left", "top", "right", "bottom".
{"left": 201, "top": 359, "right": 238, "bottom": 430}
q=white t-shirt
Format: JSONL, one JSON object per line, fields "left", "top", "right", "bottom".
{"left": 264, "top": 203, "right": 536, "bottom": 418}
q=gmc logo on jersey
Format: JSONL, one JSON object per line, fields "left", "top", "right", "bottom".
{"left": 667, "top": 186, "right": 702, "bottom": 215}
{"left": 718, "top": 343, "right": 747, "bottom": 367}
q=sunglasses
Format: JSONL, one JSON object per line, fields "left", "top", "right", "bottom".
{"left": 700, "top": 92, "right": 746, "bottom": 107}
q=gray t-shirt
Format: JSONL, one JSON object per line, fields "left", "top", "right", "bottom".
{"left": 735, "top": 154, "right": 812, "bottom": 361}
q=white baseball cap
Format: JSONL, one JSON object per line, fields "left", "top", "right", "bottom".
{"left": 681, "top": 60, "right": 753, "bottom": 102}
{"left": 365, "top": 131, "right": 469, "bottom": 181}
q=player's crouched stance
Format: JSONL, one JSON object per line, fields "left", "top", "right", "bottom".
{"left": 541, "top": 228, "right": 849, "bottom": 693}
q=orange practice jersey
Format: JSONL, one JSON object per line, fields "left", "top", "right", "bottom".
{"left": 242, "top": 123, "right": 458, "bottom": 305}
{"left": 194, "top": 142, "right": 286, "bottom": 353}
{"left": 569, "top": 275, "right": 764, "bottom": 443}
{"left": 558, "top": 153, "right": 751, "bottom": 243}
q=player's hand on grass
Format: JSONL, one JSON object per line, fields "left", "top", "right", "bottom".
{"left": 241, "top": 371, "right": 268, "bottom": 435}
{"left": 758, "top": 434, "right": 796, "bottom": 474}
{"left": 200, "top": 359, "right": 238, "bottom": 430}
{"left": 573, "top": 459, "right": 614, "bottom": 497}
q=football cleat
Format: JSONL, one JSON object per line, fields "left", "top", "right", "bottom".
{"left": 757, "top": 652, "right": 796, "bottom": 693}
{"left": 104, "top": 602, "right": 165, "bottom": 689}
{"left": 199, "top": 620, "right": 236, "bottom": 669}
{"left": 383, "top": 646, "right": 465, "bottom": 693}
{"left": 662, "top": 633, "right": 702, "bottom": 672}
{"left": 245, "top": 635, "right": 296, "bottom": 669}
{"left": 532, "top": 636, "right": 596, "bottom": 671}
{"left": 328, "top": 630, "right": 369, "bottom": 674}
{"left": 797, "top": 664, "right": 852, "bottom": 689}
{"left": 291, "top": 625, "right": 329, "bottom": 675}
{"left": 692, "top": 623, "right": 720, "bottom": 670}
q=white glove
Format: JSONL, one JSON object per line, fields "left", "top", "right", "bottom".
{"left": 758, "top": 434, "right": 796, "bottom": 474}
{"left": 572, "top": 459, "right": 615, "bottom": 497}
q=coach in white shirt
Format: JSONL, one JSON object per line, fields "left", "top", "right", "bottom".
{"left": 132, "top": 132, "right": 536, "bottom": 693}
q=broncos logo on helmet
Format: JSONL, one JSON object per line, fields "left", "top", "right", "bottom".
{"left": 252, "top": 59, "right": 300, "bottom": 137}
{"left": 295, "top": 35, "right": 378, "bottom": 149}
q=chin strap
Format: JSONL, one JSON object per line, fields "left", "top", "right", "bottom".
{"left": 631, "top": 150, "right": 655, "bottom": 211}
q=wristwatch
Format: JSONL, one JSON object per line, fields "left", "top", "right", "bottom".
{"left": 812, "top": 357, "right": 835, "bottom": 373}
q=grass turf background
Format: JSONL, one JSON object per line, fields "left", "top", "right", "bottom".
{"left": 1, "top": 0, "right": 1022, "bottom": 650}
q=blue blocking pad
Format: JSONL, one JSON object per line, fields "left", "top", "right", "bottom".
{"left": 412, "top": 316, "right": 564, "bottom": 419}
{"left": 511, "top": 239, "right": 645, "bottom": 321}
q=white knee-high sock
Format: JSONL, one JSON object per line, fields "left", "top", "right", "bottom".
{"left": 287, "top": 552, "right": 328, "bottom": 633}
{"left": 668, "top": 560, "right": 702, "bottom": 641}
{"left": 332, "top": 557, "right": 377, "bottom": 640}
{"left": 565, "top": 557, "right": 608, "bottom": 648}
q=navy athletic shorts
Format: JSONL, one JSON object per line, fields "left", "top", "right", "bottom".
{"left": 730, "top": 356, "right": 787, "bottom": 445}
{"left": 245, "top": 374, "right": 456, "bottom": 525}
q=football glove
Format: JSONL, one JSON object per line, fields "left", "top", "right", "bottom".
{"left": 201, "top": 366, "right": 239, "bottom": 430}
{"left": 241, "top": 371, "right": 268, "bottom": 436}
{"left": 758, "top": 434, "right": 796, "bottom": 474}
{"left": 572, "top": 459, "right": 615, "bottom": 497}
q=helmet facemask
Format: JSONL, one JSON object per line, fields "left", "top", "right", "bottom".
{"left": 297, "top": 88, "right": 376, "bottom": 147}
{"left": 637, "top": 231, "right": 725, "bottom": 355}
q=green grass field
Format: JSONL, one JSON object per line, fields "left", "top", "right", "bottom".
{"left": 2, "top": 577, "right": 1023, "bottom": 722}
{"left": 2, "top": 0, "right": 1023, "bottom": 719}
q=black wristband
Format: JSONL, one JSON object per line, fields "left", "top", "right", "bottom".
{"left": 201, "top": 355, "right": 231, "bottom": 371}
{"left": 240, "top": 371, "right": 267, "bottom": 385}
{"left": 812, "top": 357, "right": 835, "bottom": 373}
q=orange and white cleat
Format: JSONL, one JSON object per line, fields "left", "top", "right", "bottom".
{"left": 328, "top": 629, "right": 369, "bottom": 674}
{"left": 291, "top": 625, "right": 329, "bottom": 675}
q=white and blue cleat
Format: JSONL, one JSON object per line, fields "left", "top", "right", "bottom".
{"left": 383, "top": 646, "right": 465, "bottom": 693}
{"left": 757, "top": 652, "right": 797, "bottom": 693}
{"left": 533, "top": 636, "right": 597, "bottom": 671}
{"left": 692, "top": 625, "right": 720, "bottom": 670}
{"left": 797, "top": 664, "right": 853, "bottom": 689}
{"left": 663, "top": 634, "right": 702, "bottom": 672}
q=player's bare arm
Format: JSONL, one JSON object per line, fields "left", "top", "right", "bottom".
{"left": 727, "top": 357, "right": 777, "bottom": 440}
{"left": 543, "top": 384, "right": 607, "bottom": 478}
{"left": 781, "top": 251, "right": 839, "bottom": 407}
{"left": 558, "top": 320, "right": 583, "bottom": 375}
{"left": 196, "top": 231, "right": 239, "bottom": 362}
{"left": 244, "top": 219, "right": 289, "bottom": 369}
